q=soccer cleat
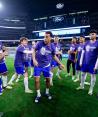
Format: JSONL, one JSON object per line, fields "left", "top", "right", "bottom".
{"left": 15, "top": 79, "right": 19, "bottom": 83}
{"left": 88, "top": 89, "right": 93, "bottom": 96}
{"left": 45, "top": 93, "right": 52, "bottom": 100}
{"left": 76, "top": 86, "right": 84, "bottom": 90}
{"left": 35, "top": 96, "right": 41, "bottom": 103}
{"left": 74, "top": 78, "right": 79, "bottom": 82}
{"left": 6, "top": 86, "right": 12, "bottom": 89}
{"left": 84, "top": 82, "right": 90, "bottom": 86}
{"left": 25, "top": 89, "right": 33, "bottom": 93}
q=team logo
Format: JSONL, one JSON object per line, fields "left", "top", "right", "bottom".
{"left": 40, "top": 47, "right": 46, "bottom": 55}
{"left": 86, "top": 45, "right": 90, "bottom": 52}
{"left": 78, "top": 47, "right": 82, "bottom": 52}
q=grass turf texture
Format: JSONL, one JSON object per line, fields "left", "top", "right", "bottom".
{"left": 0, "top": 57, "right": 98, "bottom": 117}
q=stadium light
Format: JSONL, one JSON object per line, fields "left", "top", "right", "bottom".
{"left": 0, "top": 2, "right": 3, "bottom": 10}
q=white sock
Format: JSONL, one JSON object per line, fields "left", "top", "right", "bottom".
{"left": 30, "top": 67, "right": 33, "bottom": 76}
{"left": 24, "top": 77, "right": 29, "bottom": 91}
{"left": 76, "top": 70, "right": 80, "bottom": 80}
{"left": 89, "top": 74, "right": 96, "bottom": 92}
{"left": 9, "top": 74, "right": 17, "bottom": 84}
{"left": 37, "top": 89, "right": 41, "bottom": 97}
{"left": 80, "top": 72, "right": 87, "bottom": 88}
{"left": 2, "top": 75, "right": 8, "bottom": 87}
{"left": 50, "top": 72, "right": 53, "bottom": 84}
{"left": 46, "top": 88, "right": 49, "bottom": 94}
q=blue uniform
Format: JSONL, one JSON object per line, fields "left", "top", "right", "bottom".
{"left": 76, "top": 43, "right": 84, "bottom": 71}
{"left": 34, "top": 41, "right": 55, "bottom": 78}
{"left": 14, "top": 45, "right": 28, "bottom": 75}
{"left": 0, "top": 42, "right": 8, "bottom": 74}
{"left": 81, "top": 40, "right": 98, "bottom": 74}
{"left": 51, "top": 43, "right": 61, "bottom": 67}
{"left": 68, "top": 44, "right": 77, "bottom": 62}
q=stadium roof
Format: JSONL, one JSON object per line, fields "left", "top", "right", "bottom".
{"left": 1, "top": 0, "right": 98, "bottom": 18}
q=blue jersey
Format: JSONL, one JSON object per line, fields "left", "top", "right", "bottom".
{"left": 0, "top": 42, "right": 4, "bottom": 63}
{"left": 77, "top": 43, "right": 84, "bottom": 62}
{"left": 68, "top": 44, "right": 77, "bottom": 61}
{"left": 53, "top": 43, "right": 61, "bottom": 59}
{"left": 35, "top": 41, "right": 55, "bottom": 67}
{"left": 14, "top": 45, "right": 28, "bottom": 67}
{"left": 83, "top": 40, "right": 98, "bottom": 65}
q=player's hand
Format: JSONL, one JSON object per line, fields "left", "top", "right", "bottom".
{"left": 94, "top": 67, "right": 97, "bottom": 72}
{"left": 59, "top": 64, "right": 65, "bottom": 70}
{"left": 33, "top": 59, "right": 38, "bottom": 66}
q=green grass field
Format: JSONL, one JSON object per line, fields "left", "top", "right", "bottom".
{"left": 0, "top": 57, "right": 98, "bottom": 117}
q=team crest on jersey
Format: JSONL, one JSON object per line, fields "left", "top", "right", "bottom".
{"left": 86, "top": 45, "right": 90, "bottom": 52}
{"left": 78, "top": 46, "right": 82, "bottom": 52}
{"left": 40, "top": 47, "right": 46, "bottom": 55}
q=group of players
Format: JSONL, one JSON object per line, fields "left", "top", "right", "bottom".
{"left": 0, "top": 30, "right": 98, "bottom": 103}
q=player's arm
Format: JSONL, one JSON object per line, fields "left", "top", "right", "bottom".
{"left": 53, "top": 55, "right": 65, "bottom": 69}
{"left": 94, "top": 58, "right": 98, "bottom": 70}
{"left": 32, "top": 49, "right": 38, "bottom": 66}
{"left": 80, "top": 50, "right": 85, "bottom": 66}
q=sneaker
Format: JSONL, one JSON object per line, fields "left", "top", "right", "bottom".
{"left": 16, "top": 79, "right": 19, "bottom": 83}
{"left": 25, "top": 89, "right": 33, "bottom": 93}
{"left": 72, "top": 76, "right": 75, "bottom": 80}
{"left": 76, "top": 86, "right": 84, "bottom": 90}
{"left": 45, "top": 93, "right": 52, "bottom": 100}
{"left": 74, "top": 78, "right": 79, "bottom": 82}
{"left": 84, "top": 82, "right": 90, "bottom": 86}
{"left": 6, "top": 86, "right": 12, "bottom": 89}
{"left": 35, "top": 96, "right": 41, "bottom": 103}
{"left": 88, "top": 89, "right": 93, "bottom": 96}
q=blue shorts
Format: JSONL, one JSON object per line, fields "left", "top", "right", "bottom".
{"left": 34, "top": 66, "right": 51, "bottom": 78}
{"left": 30, "top": 60, "right": 34, "bottom": 67}
{"left": 24, "top": 61, "right": 30, "bottom": 68}
{"left": 51, "top": 60, "right": 59, "bottom": 68}
{"left": 76, "top": 61, "right": 81, "bottom": 71}
{"left": 81, "top": 64, "right": 97, "bottom": 74}
{"left": 0, "top": 62, "right": 8, "bottom": 74}
{"left": 15, "top": 66, "right": 25, "bottom": 75}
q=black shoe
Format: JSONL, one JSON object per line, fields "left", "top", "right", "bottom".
{"left": 34, "top": 96, "right": 41, "bottom": 103}
{"left": 45, "top": 93, "right": 52, "bottom": 100}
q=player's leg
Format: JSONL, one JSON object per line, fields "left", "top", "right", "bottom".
{"left": 8, "top": 73, "right": 18, "bottom": 85}
{"left": 15, "top": 74, "right": 21, "bottom": 83}
{"left": 44, "top": 66, "right": 52, "bottom": 100}
{"left": 88, "top": 74, "right": 96, "bottom": 95}
{"left": 72, "top": 61, "right": 76, "bottom": 80}
{"left": 76, "top": 72, "right": 87, "bottom": 90}
{"left": 74, "top": 70, "right": 80, "bottom": 82}
{"left": 34, "top": 66, "right": 41, "bottom": 103}
{"left": 66, "top": 59, "right": 71, "bottom": 76}
{"left": 0, "top": 76, "right": 3, "bottom": 95}
{"left": 24, "top": 69, "right": 33, "bottom": 93}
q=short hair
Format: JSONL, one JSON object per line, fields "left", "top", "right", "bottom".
{"left": 90, "top": 29, "right": 97, "bottom": 34}
{"left": 72, "top": 36, "right": 77, "bottom": 39}
{"left": 80, "top": 35, "right": 85, "bottom": 38}
{"left": 45, "top": 31, "right": 53, "bottom": 37}
{"left": 20, "top": 37, "right": 28, "bottom": 43}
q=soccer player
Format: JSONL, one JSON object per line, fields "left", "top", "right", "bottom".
{"left": 66, "top": 37, "right": 77, "bottom": 80}
{"left": 0, "top": 41, "right": 12, "bottom": 95}
{"left": 77, "top": 29, "right": 98, "bottom": 95}
{"left": 8, "top": 37, "right": 33, "bottom": 93}
{"left": 33, "top": 31, "right": 64, "bottom": 103}
{"left": 50, "top": 36, "right": 62, "bottom": 86}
